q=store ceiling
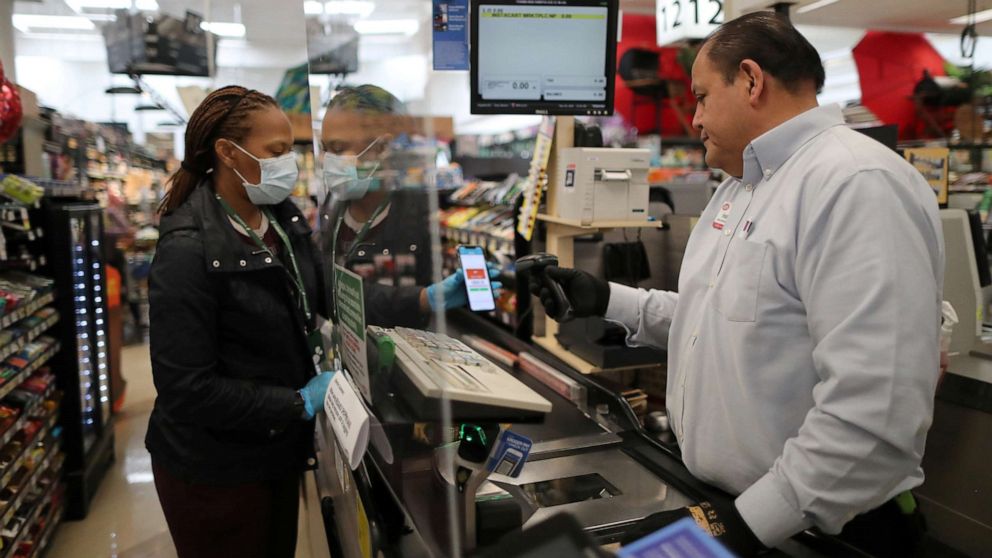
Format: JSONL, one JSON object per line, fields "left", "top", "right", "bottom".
{"left": 14, "top": 0, "right": 992, "bottom": 55}
{"left": 749, "top": 0, "right": 992, "bottom": 36}
{"left": 12, "top": 0, "right": 426, "bottom": 46}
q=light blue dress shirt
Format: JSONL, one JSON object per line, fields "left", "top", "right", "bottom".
{"left": 606, "top": 104, "right": 944, "bottom": 546}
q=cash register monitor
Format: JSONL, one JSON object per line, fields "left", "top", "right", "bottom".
{"left": 470, "top": 0, "right": 619, "bottom": 115}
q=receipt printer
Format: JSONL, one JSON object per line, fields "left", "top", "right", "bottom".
{"left": 555, "top": 148, "right": 650, "bottom": 224}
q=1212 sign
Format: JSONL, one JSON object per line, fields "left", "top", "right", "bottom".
{"left": 656, "top": 0, "right": 724, "bottom": 46}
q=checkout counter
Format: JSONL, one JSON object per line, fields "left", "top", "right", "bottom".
{"left": 309, "top": 308, "right": 869, "bottom": 558}
{"left": 305, "top": 146, "right": 879, "bottom": 558}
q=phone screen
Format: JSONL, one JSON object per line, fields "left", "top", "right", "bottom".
{"left": 458, "top": 246, "right": 496, "bottom": 312}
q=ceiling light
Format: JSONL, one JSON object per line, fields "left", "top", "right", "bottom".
{"left": 65, "top": 0, "right": 158, "bottom": 12}
{"left": 105, "top": 85, "right": 142, "bottom": 94}
{"left": 12, "top": 14, "right": 96, "bottom": 33}
{"left": 950, "top": 8, "right": 992, "bottom": 25}
{"left": 796, "top": 0, "right": 840, "bottom": 15}
{"left": 325, "top": 1, "right": 375, "bottom": 18}
{"left": 155, "top": 120, "right": 184, "bottom": 128}
{"left": 83, "top": 14, "right": 117, "bottom": 22}
{"left": 199, "top": 21, "right": 246, "bottom": 38}
{"left": 354, "top": 19, "right": 418, "bottom": 36}
{"left": 135, "top": 104, "right": 165, "bottom": 111}
{"left": 305, "top": 1, "right": 323, "bottom": 15}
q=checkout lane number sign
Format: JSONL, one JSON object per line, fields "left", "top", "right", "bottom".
{"left": 656, "top": 0, "right": 724, "bottom": 46}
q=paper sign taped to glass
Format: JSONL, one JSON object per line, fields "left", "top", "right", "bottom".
{"left": 334, "top": 264, "right": 371, "bottom": 402}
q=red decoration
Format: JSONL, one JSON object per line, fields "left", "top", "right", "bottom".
{"left": 0, "top": 61, "right": 23, "bottom": 144}
{"left": 853, "top": 31, "right": 950, "bottom": 141}
{"left": 613, "top": 13, "right": 695, "bottom": 136}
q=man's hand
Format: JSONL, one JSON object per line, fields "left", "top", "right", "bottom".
{"left": 529, "top": 266, "right": 610, "bottom": 320}
{"left": 621, "top": 500, "right": 766, "bottom": 557}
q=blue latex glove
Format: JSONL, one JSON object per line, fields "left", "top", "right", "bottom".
{"left": 299, "top": 371, "right": 334, "bottom": 419}
{"left": 426, "top": 263, "right": 503, "bottom": 311}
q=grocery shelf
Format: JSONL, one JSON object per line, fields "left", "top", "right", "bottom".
{"left": 0, "top": 341, "right": 61, "bottom": 402}
{"left": 0, "top": 443, "right": 62, "bottom": 528}
{"left": 0, "top": 294, "right": 56, "bottom": 330}
{"left": 0, "top": 382, "right": 58, "bottom": 450}
{"left": 447, "top": 200, "right": 515, "bottom": 209}
{"left": 0, "top": 257, "right": 45, "bottom": 273}
{"left": 85, "top": 172, "right": 128, "bottom": 181}
{"left": 0, "top": 206, "right": 31, "bottom": 223}
{"left": 27, "top": 507, "right": 63, "bottom": 558}
{"left": 0, "top": 312, "right": 60, "bottom": 364}
{"left": 0, "top": 413, "right": 58, "bottom": 491}
{"left": 0, "top": 177, "right": 85, "bottom": 200}
{"left": 2, "top": 468, "right": 62, "bottom": 558}
{"left": 441, "top": 227, "right": 514, "bottom": 252}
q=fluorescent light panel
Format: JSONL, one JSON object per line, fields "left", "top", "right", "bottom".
{"left": 354, "top": 19, "right": 418, "bottom": 35}
{"left": 304, "top": 1, "right": 323, "bottom": 15}
{"left": 950, "top": 8, "right": 992, "bottom": 24}
{"left": 796, "top": 0, "right": 840, "bottom": 15}
{"left": 12, "top": 14, "right": 95, "bottom": 32}
{"left": 306, "top": 1, "right": 375, "bottom": 18}
{"left": 200, "top": 21, "right": 246, "bottom": 38}
{"left": 65, "top": 0, "right": 158, "bottom": 12}
{"left": 325, "top": 1, "right": 375, "bottom": 18}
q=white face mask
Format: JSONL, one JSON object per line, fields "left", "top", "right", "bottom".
{"left": 322, "top": 136, "right": 383, "bottom": 201}
{"left": 228, "top": 141, "right": 299, "bottom": 205}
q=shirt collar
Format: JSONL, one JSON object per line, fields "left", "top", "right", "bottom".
{"left": 741, "top": 104, "right": 845, "bottom": 187}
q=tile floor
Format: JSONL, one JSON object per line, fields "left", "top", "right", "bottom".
{"left": 44, "top": 344, "right": 321, "bottom": 558}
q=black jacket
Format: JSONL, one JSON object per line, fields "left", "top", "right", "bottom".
{"left": 146, "top": 184, "right": 326, "bottom": 485}
{"left": 322, "top": 190, "right": 433, "bottom": 329}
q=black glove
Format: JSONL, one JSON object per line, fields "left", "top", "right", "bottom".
{"left": 621, "top": 500, "right": 767, "bottom": 557}
{"left": 529, "top": 266, "right": 610, "bottom": 319}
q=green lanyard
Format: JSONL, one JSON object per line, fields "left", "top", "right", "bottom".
{"left": 330, "top": 194, "right": 392, "bottom": 267}
{"left": 328, "top": 195, "right": 391, "bottom": 328}
{"left": 216, "top": 195, "right": 312, "bottom": 324}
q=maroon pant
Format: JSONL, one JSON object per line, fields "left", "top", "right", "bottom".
{"left": 152, "top": 459, "right": 299, "bottom": 558}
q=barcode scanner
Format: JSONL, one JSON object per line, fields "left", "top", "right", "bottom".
{"left": 516, "top": 253, "right": 575, "bottom": 322}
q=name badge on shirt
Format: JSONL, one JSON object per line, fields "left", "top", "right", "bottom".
{"left": 712, "top": 201, "right": 732, "bottom": 230}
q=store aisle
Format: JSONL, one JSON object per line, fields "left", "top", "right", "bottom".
{"left": 44, "top": 345, "right": 321, "bottom": 558}
{"left": 47, "top": 344, "right": 176, "bottom": 558}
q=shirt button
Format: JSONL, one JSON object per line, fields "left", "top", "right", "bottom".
{"left": 292, "top": 216, "right": 300, "bottom": 222}
{"left": 264, "top": 257, "right": 273, "bottom": 264}
{"left": 383, "top": 249, "right": 390, "bottom": 256}
{"left": 212, "top": 260, "right": 220, "bottom": 268}
{"left": 764, "top": 169, "right": 772, "bottom": 178}
{"left": 358, "top": 250, "right": 366, "bottom": 257}
{"left": 724, "top": 229, "right": 731, "bottom": 236}
{"left": 239, "top": 259, "right": 247, "bottom": 267}
{"left": 708, "top": 281, "right": 714, "bottom": 288}
{"left": 745, "top": 184, "right": 754, "bottom": 192}
{"left": 410, "top": 244, "right": 417, "bottom": 252}
{"left": 307, "top": 458, "right": 317, "bottom": 467}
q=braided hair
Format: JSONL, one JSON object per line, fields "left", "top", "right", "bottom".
{"left": 159, "top": 85, "right": 278, "bottom": 213}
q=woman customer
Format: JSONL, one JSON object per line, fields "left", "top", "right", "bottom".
{"left": 146, "top": 85, "right": 332, "bottom": 558}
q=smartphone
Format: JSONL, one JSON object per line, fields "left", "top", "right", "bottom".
{"left": 457, "top": 245, "right": 496, "bottom": 312}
